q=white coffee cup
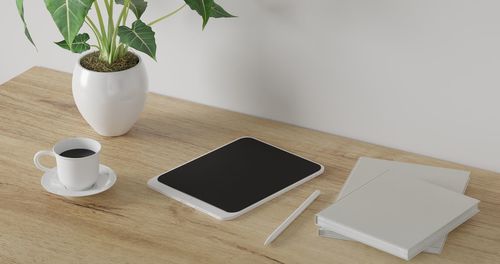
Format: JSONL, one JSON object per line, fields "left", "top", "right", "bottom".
{"left": 34, "top": 138, "right": 101, "bottom": 191}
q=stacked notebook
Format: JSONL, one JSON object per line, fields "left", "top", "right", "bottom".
{"left": 316, "top": 157, "right": 479, "bottom": 260}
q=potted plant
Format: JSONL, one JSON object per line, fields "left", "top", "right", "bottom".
{"left": 16, "top": 0, "right": 234, "bottom": 136}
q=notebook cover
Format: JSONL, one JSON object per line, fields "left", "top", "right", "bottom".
{"left": 319, "top": 157, "right": 470, "bottom": 254}
{"left": 316, "top": 172, "right": 479, "bottom": 260}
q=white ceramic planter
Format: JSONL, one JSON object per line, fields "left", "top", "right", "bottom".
{"left": 72, "top": 52, "right": 148, "bottom": 136}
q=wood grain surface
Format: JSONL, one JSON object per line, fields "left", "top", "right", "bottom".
{"left": 1, "top": 67, "right": 499, "bottom": 264}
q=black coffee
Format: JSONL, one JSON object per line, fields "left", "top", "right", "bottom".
{"left": 60, "top": 148, "right": 95, "bottom": 158}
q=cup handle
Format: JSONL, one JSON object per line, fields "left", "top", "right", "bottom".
{"left": 33, "top": 150, "right": 55, "bottom": 172}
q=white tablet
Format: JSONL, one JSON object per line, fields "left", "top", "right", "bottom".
{"left": 147, "top": 137, "right": 324, "bottom": 220}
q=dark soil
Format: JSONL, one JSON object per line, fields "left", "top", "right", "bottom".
{"left": 80, "top": 51, "right": 139, "bottom": 72}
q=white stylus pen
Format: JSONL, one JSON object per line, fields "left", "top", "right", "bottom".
{"left": 264, "top": 190, "right": 321, "bottom": 246}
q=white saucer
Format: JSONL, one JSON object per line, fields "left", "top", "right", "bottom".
{"left": 41, "top": 164, "right": 117, "bottom": 197}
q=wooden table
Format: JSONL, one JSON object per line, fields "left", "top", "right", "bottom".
{"left": 1, "top": 67, "right": 499, "bottom": 264}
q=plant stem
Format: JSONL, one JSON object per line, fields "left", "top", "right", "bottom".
{"left": 122, "top": 1, "right": 129, "bottom": 26}
{"left": 105, "top": 0, "right": 116, "bottom": 64}
{"left": 109, "top": 0, "right": 129, "bottom": 63}
{"left": 85, "top": 17, "right": 103, "bottom": 49}
{"left": 148, "top": 4, "right": 187, "bottom": 26}
{"left": 105, "top": 0, "right": 113, "bottom": 47}
{"left": 116, "top": 43, "right": 128, "bottom": 57}
{"left": 103, "top": 0, "right": 110, "bottom": 10}
{"left": 93, "top": 0, "right": 107, "bottom": 44}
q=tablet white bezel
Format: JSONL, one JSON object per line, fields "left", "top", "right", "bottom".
{"left": 147, "top": 136, "right": 325, "bottom": 220}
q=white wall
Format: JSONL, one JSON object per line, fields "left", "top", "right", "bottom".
{"left": 2, "top": 1, "right": 500, "bottom": 172}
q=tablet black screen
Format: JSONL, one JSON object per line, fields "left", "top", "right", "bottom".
{"left": 157, "top": 137, "right": 323, "bottom": 213}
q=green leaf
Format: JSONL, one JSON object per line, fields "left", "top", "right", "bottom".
{"left": 55, "top": 33, "right": 90, "bottom": 53}
{"left": 44, "top": 0, "right": 93, "bottom": 49}
{"left": 184, "top": 0, "right": 214, "bottom": 29}
{"left": 115, "top": 0, "right": 148, "bottom": 19}
{"left": 210, "top": 2, "right": 235, "bottom": 18}
{"left": 118, "top": 20, "right": 156, "bottom": 60}
{"left": 16, "top": 0, "right": 36, "bottom": 48}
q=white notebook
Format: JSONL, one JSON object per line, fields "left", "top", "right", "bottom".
{"left": 319, "top": 157, "right": 470, "bottom": 254}
{"left": 316, "top": 172, "right": 479, "bottom": 260}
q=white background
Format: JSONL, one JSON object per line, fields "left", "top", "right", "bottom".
{"left": 2, "top": 1, "right": 500, "bottom": 172}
